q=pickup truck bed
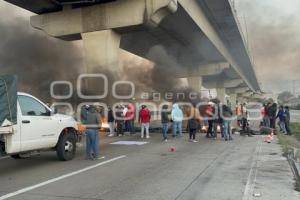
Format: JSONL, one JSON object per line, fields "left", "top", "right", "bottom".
{"left": 0, "top": 126, "right": 13, "bottom": 135}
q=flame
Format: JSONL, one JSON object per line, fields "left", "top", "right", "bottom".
{"left": 101, "top": 117, "right": 109, "bottom": 131}
{"left": 217, "top": 125, "right": 221, "bottom": 132}
{"left": 201, "top": 125, "right": 207, "bottom": 132}
{"left": 78, "top": 123, "right": 86, "bottom": 134}
{"left": 102, "top": 123, "right": 109, "bottom": 129}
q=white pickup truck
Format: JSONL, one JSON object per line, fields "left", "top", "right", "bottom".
{"left": 0, "top": 92, "right": 80, "bottom": 161}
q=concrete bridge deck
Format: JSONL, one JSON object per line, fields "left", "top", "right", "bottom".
{"left": 4, "top": 0, "right": 261, "bottom": 105}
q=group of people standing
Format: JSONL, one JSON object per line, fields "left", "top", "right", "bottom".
{"left": 161, "top": 103, "right": 193, "bottom": 142}
{"left": 80, "top": 101, "right": 239, "bottom": 160}
{"left": 262, "top": 102, "right": 291, "bottom": 135}
{"left": 162, "top": 102, "right": 234, "bottom": 143}
{"left": 107, "top": 103, "right": 190, "bottom": 141}
{"left": 79, "top": 99, "right": 294, "bottom": 160}
{"left": 205, "top": 102, "right": 234, "bottom": 141}
{"left": 108, "top": 103, "right": 137, "bottom": 137}
{"left": 107, "top": 104, "right": 152, "bottom": 138}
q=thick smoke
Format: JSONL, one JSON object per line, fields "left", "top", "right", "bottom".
{"left": 119, "top": 50, "right": 154, "bottom": 95}
{"left": 236, "top": 0, "right": 300, "bottom": 94}
{"left": 142, "top": 45, "right": 202, "bottom": 102}
{"left": 147, "top": 45, "right": 185, "bottom": 94}
{"left": 0, "top": 2, "right": 200, "bottom": 104}
{"left": 0, "top": 3, "right": 83, "bottom": 102}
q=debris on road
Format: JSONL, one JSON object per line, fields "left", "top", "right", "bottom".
{"left": 110, "top": 141, "right": 149, "bottom": 146}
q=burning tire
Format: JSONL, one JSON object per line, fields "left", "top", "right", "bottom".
{"left": 56, "top": 129, "right": 76, "bottom": 161}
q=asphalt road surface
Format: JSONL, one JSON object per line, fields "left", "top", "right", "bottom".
{"left": 0, "top": 133, "right": 299, "bottom": 200}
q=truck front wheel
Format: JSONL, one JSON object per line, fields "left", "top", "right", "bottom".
{"left": 56, "top": 130, "right": 76, "bottom": 161}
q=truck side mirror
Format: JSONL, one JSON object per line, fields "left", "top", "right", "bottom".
{"left": 50, "top": 109, "right": 56, "bottom": 116}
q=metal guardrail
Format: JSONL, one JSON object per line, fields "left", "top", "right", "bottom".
{"left": 287, "top": 147, "right": 300, "bottom": 184}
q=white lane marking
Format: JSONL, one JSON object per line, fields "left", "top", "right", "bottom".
{"left": 0, "top": 156, "right": 9, "bottom": 160}
{"left": 0, "top": 155, "right": 126, "bottom": 200}
{"left": 242, "top": 136, "right": 263, "bottom": 200}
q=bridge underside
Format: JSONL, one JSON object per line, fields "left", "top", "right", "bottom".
{"left": 5, "top": 0, "right": 260, "bottom": 103}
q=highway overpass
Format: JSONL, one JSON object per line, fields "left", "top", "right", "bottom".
{"left": 5, "top": 0, "right": 261, "bottom": 104}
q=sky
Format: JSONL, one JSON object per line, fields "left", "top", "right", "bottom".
{"left": 0, "top": 0, "right": 299, "bottom": 96}
{"left": 235, "top": 0, "right": 300, "bottom": 95}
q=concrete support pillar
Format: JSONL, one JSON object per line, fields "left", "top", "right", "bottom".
{"left": 237, "top": 95, "right": 247, "bottom": 104}
{"left": 228, "top": 93, "right": 237, "bottom": 110}
{"left": 216, "top": 88, "right": 226, "bottom": 104}
{"left": 187, "top": 76, "right": 203, "bottom": 93}
{"left": 81, "top": 30, "right": 121, "bottom": 73}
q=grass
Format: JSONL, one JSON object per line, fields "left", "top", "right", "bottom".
{"left": 290, "top": 123, "right": 300, "bottom": 141}
{"left": 277, "top": 123, "right": 300, "bottom": 191}
{"left": 278, "top": 123, "right": 300, "bottom": 155}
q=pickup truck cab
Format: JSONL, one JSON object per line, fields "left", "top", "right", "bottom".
{"left": 0, "top": 92, "right": 80, "bottom": 161}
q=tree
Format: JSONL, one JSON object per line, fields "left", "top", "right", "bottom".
{"left": 277, "top": 91, "right": 294, "bottom": 104}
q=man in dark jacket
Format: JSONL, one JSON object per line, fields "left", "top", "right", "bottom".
{"left": 81, "top": 105, "right": 89, "bottom": 124}
{"left": 85, "top": 106, "right": 101, "bottom": 160}
{"left": 284, "top": 106, "right": 291, "bottom": 135}
{"left": 107, "top": 107, "right": 115, "bottom": 137}
{"left": 161, "top": 105, "right": 170, "bottom": 141}
{"left": 268, "top": 103, "right": 277, "bottom": 129}
{"left": 222, "top": 104, "right": 233, "bottom": 141}
{"left": 263, "top": 103, "right": 271, "bottom": 128}
{"left": 115, "top": 105, "right": 124, "bottom": 137}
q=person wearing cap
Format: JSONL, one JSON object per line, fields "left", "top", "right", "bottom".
{"left": 81, "top": 105, "right": 90, "bottom": 124}
{"left": 85, "top": 105, "right": 101, "bottom": 160}
{"left": 139, "top": 105, "right": 151, "bottom": 139}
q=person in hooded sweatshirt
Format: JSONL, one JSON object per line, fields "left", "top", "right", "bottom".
{"left": 85, "top": 105, "right": 101, "bottom": 160}
{"left": 171, "top": 104, "right": 184, "bottom": 137}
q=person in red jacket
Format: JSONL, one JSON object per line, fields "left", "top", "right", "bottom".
{"left": 125, "top": 103, "right": 136, "bottom": 135}
{"left": 139, "top": 105, "right": 151, "bottom": 139}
